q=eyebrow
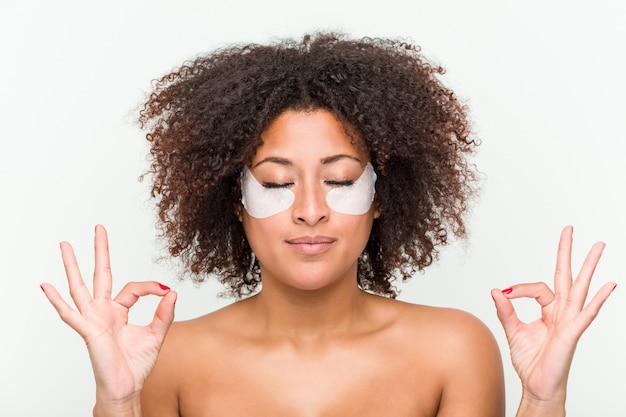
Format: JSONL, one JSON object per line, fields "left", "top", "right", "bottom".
{"left": 252, "top": 156, "right": 291, "bottom": 168}
{"left": 253, "top": 154, "right": 362, "bottom": 168}
{"left": 321, "top": 154, "right": 362, "bottom": 165}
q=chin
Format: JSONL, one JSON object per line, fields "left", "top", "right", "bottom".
{"left": 286, "top": 271, "right": 355, "bottom": 294}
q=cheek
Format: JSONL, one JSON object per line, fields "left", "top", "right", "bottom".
{"left": 242, "top": 214, "right": 284, "bottom": 252}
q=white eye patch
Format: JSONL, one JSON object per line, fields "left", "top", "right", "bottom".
{"left": 241, "top": 167, "right": 295, "bottom": 219}
{"left": 240, "top": 162, "right": 377, "bottom": 218}
{"left": 325, "top": 163, "right": 377, "bottom": 215}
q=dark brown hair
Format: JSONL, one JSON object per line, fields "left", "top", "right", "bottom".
{"left": 139, "top": 32, "right": 478, "bottom": 298}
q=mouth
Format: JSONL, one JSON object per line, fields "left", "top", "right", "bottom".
{"left": 286, "top": 236, "right": 335, "bottom": 255}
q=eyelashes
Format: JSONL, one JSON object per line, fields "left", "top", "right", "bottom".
{"left": 262, "top": 180, "right": 355, "bottom": 189}
{"left": 326, "top": 180, "right": 355, "bottom": 187}
{"left": 262, "top": 182, "right": 294, "bottom": 189}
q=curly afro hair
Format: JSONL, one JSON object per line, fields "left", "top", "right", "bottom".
{"left": 139, "top": 32, "right": 478, "bottom": 298}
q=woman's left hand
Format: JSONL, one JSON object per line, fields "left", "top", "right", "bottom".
{"left": 491, "top": 225, "right": 616, "bottom": 409}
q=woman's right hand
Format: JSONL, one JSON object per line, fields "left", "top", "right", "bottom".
{"left": 41, "top": 225, "right": 177, "bottom": 414}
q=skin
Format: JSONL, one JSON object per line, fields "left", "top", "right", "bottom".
{"left": 41, "top": 109, "right": 616, "bottom": 417}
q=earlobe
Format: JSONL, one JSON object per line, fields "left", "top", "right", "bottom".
{"left": 372, "top": 196, "right": 381, "bottom": 219}
{"left": 234, "top": 203, "right": 243, "bottom": 222}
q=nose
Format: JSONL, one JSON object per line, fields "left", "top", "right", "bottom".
{"left": 291, "top": 181, "right": 330, "bottom": 225}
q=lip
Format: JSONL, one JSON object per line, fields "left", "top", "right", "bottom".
{"left": 286, "top": 235, "right": 336, "bottom": 255}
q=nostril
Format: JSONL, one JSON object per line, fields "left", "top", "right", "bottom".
{"left": 296, "top": 212, "right": 328, "bottom": 225}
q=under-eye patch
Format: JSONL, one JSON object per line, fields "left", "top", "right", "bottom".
{"left": 240, "top": 163, "right": 377, "bottom": 218}
{"left": 326, "top": 162, "right": 377, "bottom": 215}
{"left": 241, "top": 167, "right": 295, "bottom": 219}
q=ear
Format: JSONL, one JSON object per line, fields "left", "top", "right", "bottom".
{"left": 372, "top": 195, "right": 381, "bottom": 219}
{"left": 234, "top": 203, "right": 243, "bottom": 222}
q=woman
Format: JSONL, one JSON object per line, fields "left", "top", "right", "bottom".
{"left": 41, "top": 33, "right": 616, "bottom": 416}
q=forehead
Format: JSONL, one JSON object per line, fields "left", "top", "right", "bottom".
{"left": 253, "top": 109, "right": 368, "bottom": 163}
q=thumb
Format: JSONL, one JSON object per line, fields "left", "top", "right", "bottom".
{"left": 491, "top": 288, "right": 521, "bottom": 336}
{"left": 148, "top": 290, "right": 177, "bottom": 340}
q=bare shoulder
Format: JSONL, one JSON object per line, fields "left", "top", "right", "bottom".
{"left": 376, "top": 296, "right": 504, "bottom": 417}
{"left": 372, "top": 295, "right": 497, "bottom": 346}
{"left": 158, "top": 297, "right": 253, "bottom": 358}
{"left": 141, "top": 300, "right": 248, "bottom": 416}
{"left": 396, "top": 298, "right": 501, "bottom": 368}
{"left": 368, "top": 295, "right": 505, "bottom": 416}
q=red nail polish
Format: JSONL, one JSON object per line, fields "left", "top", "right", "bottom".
{"left": 502, "top": 287, "right": 513, "bottom": 295}
{"left": 40, "top": 284, "right": 45, "bottom": 293}
{"left": 159, "top": 283, "right": 170, "bottom": 291}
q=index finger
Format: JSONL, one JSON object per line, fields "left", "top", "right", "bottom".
{"left": 93, "top": 224, "right": 113, "bottom": 300}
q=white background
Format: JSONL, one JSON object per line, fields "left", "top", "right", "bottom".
{"left": 1, "top": 0, "right": 624, "bottom": 415}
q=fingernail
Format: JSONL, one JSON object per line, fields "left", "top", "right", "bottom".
{"left": 502, "top": 287, "right": 513, "bottom": 295}
{"left": 40, "top": 284, "right": 45, "bottom": 293}
{"left": 612, "top": 283, "right": 618, "bottom": 292}
{"left": 159, "top": 283, "right": 170, "bottom": 291}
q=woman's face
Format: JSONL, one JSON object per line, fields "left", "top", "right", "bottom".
{"left": 241, "top": 109, "right": 380, "bottom": 293}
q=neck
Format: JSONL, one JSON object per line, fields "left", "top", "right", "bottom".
{"left": 250, "top": 279, "right": 370, "bottom": 342}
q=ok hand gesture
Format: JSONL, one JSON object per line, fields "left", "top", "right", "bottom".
{"left": 41, "top": 225, "right": 177, "bottom": 411}
{"left": 491, "top": 226, "right": 616, "bottom": 414}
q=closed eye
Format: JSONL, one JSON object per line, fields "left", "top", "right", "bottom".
{"left": 325, "top": 180, "right": 354, "bottom": 187}
{"left": 262, "top": 182, "right": 294, "bottom": 189}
